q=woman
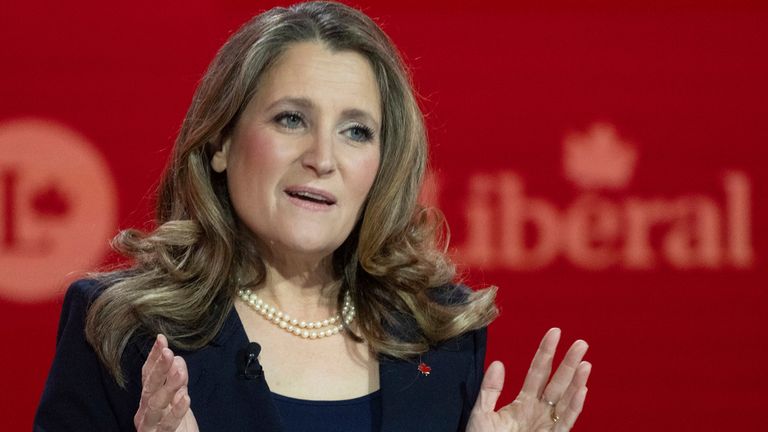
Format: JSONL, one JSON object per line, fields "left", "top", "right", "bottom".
{"left": 35, "top": 2, "right": 590, "bottom": 431}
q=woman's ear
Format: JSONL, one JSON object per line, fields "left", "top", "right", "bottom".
{"left": 211, "top": 139, "right": 231, "bottom": 173}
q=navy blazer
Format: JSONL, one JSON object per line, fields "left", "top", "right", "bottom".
{"left": 34, "top": 279, "right": 487, "bottom": 431}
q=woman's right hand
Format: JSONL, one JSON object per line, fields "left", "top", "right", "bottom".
{"left": 135, "top": 334, "right": 199, "bottom": 432}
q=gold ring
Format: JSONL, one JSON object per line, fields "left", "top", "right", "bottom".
{"left": 545, "top": 399, "right": 559, "bottom": 423}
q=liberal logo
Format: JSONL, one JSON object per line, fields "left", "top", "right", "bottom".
{"left": 429, "top": 122, "right": 753, "bottom": 271}
{"left": 0, "top": 118, "right": 118, "bottom": 302}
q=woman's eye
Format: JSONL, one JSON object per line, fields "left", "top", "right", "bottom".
{"left": 345, "top": 124, "right": 375, "bottom": 142}
{"left": 275, "top": 112, "right": 304, "bottom": 129}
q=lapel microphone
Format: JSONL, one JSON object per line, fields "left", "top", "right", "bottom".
{"left": 237, "top": 342, "right": 263, "bottom": 380}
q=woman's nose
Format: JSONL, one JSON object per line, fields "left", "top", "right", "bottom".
{"left": 301, "top": 132, "right": 336, "bottom": 176}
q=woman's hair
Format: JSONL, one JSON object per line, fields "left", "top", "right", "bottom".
{"left": 86, "top": 0, "right": 497, "bottom": 386}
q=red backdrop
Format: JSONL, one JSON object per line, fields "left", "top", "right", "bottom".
{"left": 2, "top": 1, "right": 766, "bottom": 430}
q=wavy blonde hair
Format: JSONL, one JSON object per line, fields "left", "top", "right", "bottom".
{"left": 86, "top": 0, "right": 497, "bottom": 386}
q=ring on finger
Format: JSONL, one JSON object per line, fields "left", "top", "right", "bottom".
{"left": 544, "top": 399, "right": 559, "bottom": 423}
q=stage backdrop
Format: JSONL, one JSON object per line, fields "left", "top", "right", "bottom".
{"left": 2, "top": 0, "right": 766, "bottom": 430}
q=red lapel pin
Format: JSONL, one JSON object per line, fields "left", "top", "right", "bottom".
{"left": 417, "top": 362, "right": 431, "bottom": 376}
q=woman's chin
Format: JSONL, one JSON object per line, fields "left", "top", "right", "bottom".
{"left": 266, "top": 235, "right": 342, "bottom": 262}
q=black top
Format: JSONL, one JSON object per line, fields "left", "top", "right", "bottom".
{"left": 272, "top": 391, "right": 382, "bottom": 432}
{"left": 34, "top": 279, "right": 487, "bottom": 431}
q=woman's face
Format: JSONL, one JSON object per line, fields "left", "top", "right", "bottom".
{"left": 211, "top": 41, "right": 381, "bottom": 262}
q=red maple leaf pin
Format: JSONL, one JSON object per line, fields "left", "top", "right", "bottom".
{"left": 417, "top": 362, "right": 431, "bottom": 376}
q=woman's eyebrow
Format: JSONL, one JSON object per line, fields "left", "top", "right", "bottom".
{"left": 266, "top": 96, "right": 315, "bottom": 111}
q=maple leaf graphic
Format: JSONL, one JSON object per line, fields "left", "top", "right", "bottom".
{"left": 563, "top": 122, "right": 638, "bottom": 190}
{"left": 31, "top": 183, "right": 70, "bottom": 218}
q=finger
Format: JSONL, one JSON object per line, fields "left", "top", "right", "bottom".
{"left": 143, "top": 355, "right": 187, "bottom": 426}
{"left": 557, "top": 361, "right": 591, "bottom": 414}
{"left": 142, "top": 334, "right": 168, "bottom": 385}
{"left": 541, "top": 339, "right": 588, "bottom": 403}
{"left": 472, "top": 361, "right": 505, "bottom": 414}
{"left": 170, "top": 387, "right": 191, "bottom": 419}
{"left": 555, "top": 386, "right": 588, "bottom": 432}
{"left": 156, "top": 387, "right": 190, "bottom": 432}
{"left": 519, "top": 328, "right": 561, "bottom": 398}
{"left": 172, "top": 356, "right": 189, "bottom": 393}
{"left": 138, "top": 345, "right": 175, "bottom": 424}
{"left": 135, "top": 339, "right": 172, "bottom": 431}
{"left": 143, "top": 347, "right": 175, "bottom": 398}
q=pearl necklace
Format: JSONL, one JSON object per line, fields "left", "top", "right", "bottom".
{"left": 237, "top": 289, "right": 355, "bottom": 339}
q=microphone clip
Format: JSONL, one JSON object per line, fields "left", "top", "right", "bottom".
{"left": 238, "top": 342, "right": 263, "bottom": 380}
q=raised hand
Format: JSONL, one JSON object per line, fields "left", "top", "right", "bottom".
{"left": 134, "top": 334, "right": 199, "bottom": 432}
{"left": 467, "top": 328, "right": 591, "bottom": 432}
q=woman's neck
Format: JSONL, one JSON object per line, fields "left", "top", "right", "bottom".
{"left": 252, "top": 249, "right": 341, "bottom": 320}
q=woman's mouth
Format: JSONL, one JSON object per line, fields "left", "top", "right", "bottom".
{"left": 284, "top": 186, "right": 337, "bottom": 210}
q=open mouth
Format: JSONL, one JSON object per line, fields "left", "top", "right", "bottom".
{"left": 284, "top": 188, "right": 337, "bottom": 206}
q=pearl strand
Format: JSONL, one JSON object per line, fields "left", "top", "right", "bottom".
{"left": 237, "top": 289, "right": 356, "bottom": 339}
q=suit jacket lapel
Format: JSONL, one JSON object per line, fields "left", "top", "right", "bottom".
{"left": 379, "top": 346, "right": 466, "bottom": 432}
{"left": 180, "top": 306, "right": 473, "bottom": 432}
{"left": 183, "top": 308, "right": 285, "bottom": 431}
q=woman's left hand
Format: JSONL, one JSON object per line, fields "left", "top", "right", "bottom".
{"left": 467, "top": 328, "right": 591, "bottom": 432}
